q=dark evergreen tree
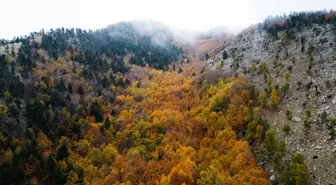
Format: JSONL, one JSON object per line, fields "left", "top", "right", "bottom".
{"left": 104, "top": 117, "right": 111, "bottom": 129}
{"left": 56, "top": 142, "right": 69, "bottom": 161}
{"left": 205, "top": 53, "right": 209, "bottom": 60}
{"left": 94, "top": 103, "right": 103, "bottom": 122}
{"left": 67, "top": 83, "right": 73, "bottom": 94}
{"left": 222, "top": 50, "right": 228, "bottom": 60}
{"left": 57, "top": 79, "right": 66, "bottom": 93}
{"left": 77, "top": 86, "right": 84, "bottom": 95}
{"left": 101, "top": 76, "right": 110, "bottom": 88}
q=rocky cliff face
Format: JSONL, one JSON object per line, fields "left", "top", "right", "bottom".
{"left": 207, "top": 23, "right": 336, "bottom": 185}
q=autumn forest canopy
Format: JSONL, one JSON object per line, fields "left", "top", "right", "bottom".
{"left": 2, "top": 11, "right": 334, "bottom": 185}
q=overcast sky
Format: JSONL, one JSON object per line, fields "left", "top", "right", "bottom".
{"left": 1, "top": 0, "right": 335, "bottom": 39}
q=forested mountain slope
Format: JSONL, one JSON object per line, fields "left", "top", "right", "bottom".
{"left": 207, "top": 11, "right": 336, "bottom": 185}
{"left": 0, "top": 21, "right": 186, "bottom": 185}
{"left": 0, "top": 20, "right": 274, "bottom": 185}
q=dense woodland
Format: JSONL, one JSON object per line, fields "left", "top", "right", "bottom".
{"left": 0, "top": 16, "right": 316, "bottom": 185}
{"left": 260, "top": 10, "right": 336, "bottom": 37}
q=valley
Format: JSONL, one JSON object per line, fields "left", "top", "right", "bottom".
{"left": 0, "top": 11, "right": 335, "bottom": 185}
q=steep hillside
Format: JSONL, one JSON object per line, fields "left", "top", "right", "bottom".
{"left": 207, "top": 11, "right": 336, "bottom": 185}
